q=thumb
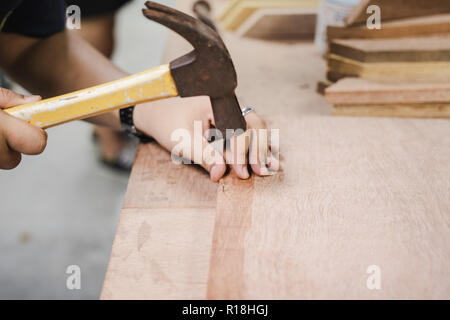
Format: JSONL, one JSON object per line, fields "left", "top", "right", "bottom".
{"left": 0, "top": 88, "right": 41, "bottom": 109}
{"left": 0, "top": 110, "right": 47, "bottom": 155}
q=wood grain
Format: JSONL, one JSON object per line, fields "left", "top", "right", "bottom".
{"left": 328, "top": 54, "right": 450, "bottom": 81}
{"left": 330, "top": 36, "right": 450, "bottom": 63}
{"left": 219, "top": 0, "right": 318, "bottom": 31}
{"left": 207, "top": 174, "right": 255, "bottom": 299}
{"left": 237, "top": 9, "right": 317, "bottom": 40}
{"left": 325, "top": 78, "right": 450, "bottom": 105}
{"left": 208, "top": 115, "right": 450, "bottom": 299}
{"left": 333, "top": 103, "right": 450, "bottom": 118}
{"left": 122, "top": 142, "right": 218, "bottom": 209}
{"left": 102, "top": 0, "right": 450, "bottom": 300}
{"left": 345, "top": 0, "right": 450, "bottom": 27}
{"left": 101, "top": 207, "right": 216, "bottom": 299}
{"left": 327, "top": 14, "right": 450, "bottom": 42}
{"left": 101, "top": 143, "right": 218, "bottom": 299}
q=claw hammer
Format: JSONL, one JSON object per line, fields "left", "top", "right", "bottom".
{"left": 5, "top": 1, "right": 247, "bottom": 137}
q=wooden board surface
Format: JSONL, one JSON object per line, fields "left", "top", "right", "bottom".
{"left": 327, "top": 54, "right": 450, "bottom": 81}
{"left": 328, "top": 14, "right": 450, "bottom": 41}
{"left": 345, "top": 0, "right": 450, "bottom": 27}
{"left": 325, "top": 78, "right": 450, "bottom": 104}
{"left": 333, "top": 103, "right": 450, "bottom": 118}
{"left": 102, "top": 0, "right": 450, "bottom": 300}
{"left": 237, "top": 8, "right": 317, "bottom": 40}
{"left": 220, "top": 0, "right": 318, "bottom": 31}
{"left": 101, "top": 142, "right": 217, "bottom": 300}
{"left": 330, "top": 36, "right": 450, "bottom": 63}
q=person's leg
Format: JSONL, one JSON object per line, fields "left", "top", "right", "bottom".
{"left": 75, "top": 12, "right": 116, "bottom": 57}
{"left": 69, "top": 4, "right": 137, "bottom": 171}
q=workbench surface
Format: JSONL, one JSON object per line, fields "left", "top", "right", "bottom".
{"left": 101, "top": 1, "right": 450, "bottom": 299}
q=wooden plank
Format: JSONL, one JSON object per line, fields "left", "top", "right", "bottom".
{"left": 102, "top": 0, "right": 219, "bottom": 300}
{"left": 317, "top": 80, "right": 332, "bottom": 95}
{"left": 218, "top": 0, "right": 243, "bottom": 21}
{"left": 328, "top": 14, "right": 450, "bottom": 41}
{"left": 333, "top": 103, "right": 450, "bottom": 118}
{"left": 207, "top": 115, "right": 450, "bottom": 299}
{"left": 220, "top": 0, "right": 318, "bottom": 31}
{"left": 237, "top": 8, "right": 317, "bottom": 40}
{"left": 101, "top": 207, "right": 216, "bottom": 300}
{"left": 101, "top": 143, "right": 217, "bottom": 299}
{"left": 330, "top": 36, "right": 450, "bottom": 63}
{"left": 345, "top": 0, "right": 450, "bottom": 27}
{"left": 327, "top": 70, "right": 349, "bottom": 82}
{"left": 327, "top": 54, "right": 450, "bottom": 81}
{"left": 325, "top": 78, "right": 450, "bottom": 104}
{"left": 103, "top": 0, "right": 450, "bottom": 300}
{"left": 122, "top": 142, "right": 218, "bottom": 209}
{"left": 207, "top": 174, "right": 255, "bottom": 299}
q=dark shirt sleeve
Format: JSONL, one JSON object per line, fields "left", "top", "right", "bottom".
{"left": 2, "top": 0, "right": 65, "bottom": 38}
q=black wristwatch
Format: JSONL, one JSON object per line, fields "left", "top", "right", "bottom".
{"left": 119, "top": 106, "right": 152, "bottom": 143}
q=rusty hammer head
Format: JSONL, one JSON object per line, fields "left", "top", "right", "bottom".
{"left": 142, "top": 1, "right": 247, "bottom": 137}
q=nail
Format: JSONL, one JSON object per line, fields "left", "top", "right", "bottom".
{"left": 242, "top": 166, "right": 250, "bottom": 179}
{"left": 261, "top": 165, "right": 277, "bottom": 176}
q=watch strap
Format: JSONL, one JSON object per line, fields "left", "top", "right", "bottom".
{"left": 119, "top": 106, "right": 152, "bottom": 143}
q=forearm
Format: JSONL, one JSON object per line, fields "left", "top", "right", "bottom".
{"left": 0, "top": 31, "right": 127, "bottom": 129}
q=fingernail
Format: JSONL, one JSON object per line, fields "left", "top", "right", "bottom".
{"left": 260, "top": 165, "right": 276, "bottom": 176}
{"left": 242, "top": 166, "right": 250, "bottom": 179}
{"left": 24, "top": 95, "right": 41, "bottom": 103}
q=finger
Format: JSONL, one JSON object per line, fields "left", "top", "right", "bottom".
{"left": 267, "top": 149, "right": 280, "bottom": 172}
{"left": 0, "top": 88, "right": 41, "bottom": 109}
{"left": 249, "top": 129, "right": 271, "bottom": 176}
{"left": 249, "top": 128, "right": 264, "bottom": 176}
{"left": 200, "top": 134, "right": 226, "bottom": 182}
{"left": 267, "top": 128, "right": 280, "bottom": 172}
{"left": 228, "top": 130, "right": 250, "bottom": 179}
{"left": 0, "top": 136, "right": 22, "bottom": 170}
{"left": 268, "top": 141, "right": 280, "bottom": 172}
{"left": 249, "top": 128, "right": 280, "bottom": 176}
{"left": 245, "top": 111, "right": 266, "bottom": 129}
{"left": 0, "top": 111, "right": 47, "bottom": 155}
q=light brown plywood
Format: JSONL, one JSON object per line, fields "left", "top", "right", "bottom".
{"left": 102, "top": 0, "right": 450, "bottom": 300}
{"left": 220, "top": 0, "right": 318, "bottom": 31}
{"left": 101, "top": 143, "right": 217, "bottom": 300}
{"left": 205, "top": 115, "right": 450, "bottom": 299}
{"left": 327, "top": 54, "right": 450, "bottom": 81}
{"left": 122, "top": 142, "right": 218, "bottom": 209}
{"left": 333, "top": 103, "right": 450, "bottom": 118}
{"left": 101, "top": 207, "right": 216, "bottom": 300}
{"left": 345, "top": 0, "right": 450, "bottom": 27}
{"left": 238, "top": 9, "right": 317, "bottom": 40}
{"left": 325, "top": 78, "right": 450, "bottom": 105}
{"left": 328, "top": 14, "right": 450, "bottom": 41}
{"left": 330, "top": 36, "right": 450, "bottom": 63}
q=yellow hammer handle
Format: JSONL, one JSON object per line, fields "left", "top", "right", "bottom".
{"left": 5, "top": 64, "right": 178, "bottom": 129}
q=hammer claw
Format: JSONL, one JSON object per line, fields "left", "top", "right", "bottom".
{"left": 143, "top": 1, "right": 221, "bottom": 52}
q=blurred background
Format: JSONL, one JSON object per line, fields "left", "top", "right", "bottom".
{"left": 0, "top": 0, "right": 173, "bottom": 299}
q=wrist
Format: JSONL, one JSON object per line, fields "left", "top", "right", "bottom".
{"left": 132, "top": 105, "right": 144, "bottom": 134}
{"left": 120, "top": 105, "right": 152, "bottom": 142}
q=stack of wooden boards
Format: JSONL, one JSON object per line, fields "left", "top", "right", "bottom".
{"left": 323, "top": 0, "right": 450, "bottom": 118}
{"left": 326, "top": 78, "right": 450, "bottom": 117}
{"left": 218, "top": 0, "right": 319, "bottom": 39}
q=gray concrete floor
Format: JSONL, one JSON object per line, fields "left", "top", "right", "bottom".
{"left": 0, "top": 0, "right": 172, "bottom": 299}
